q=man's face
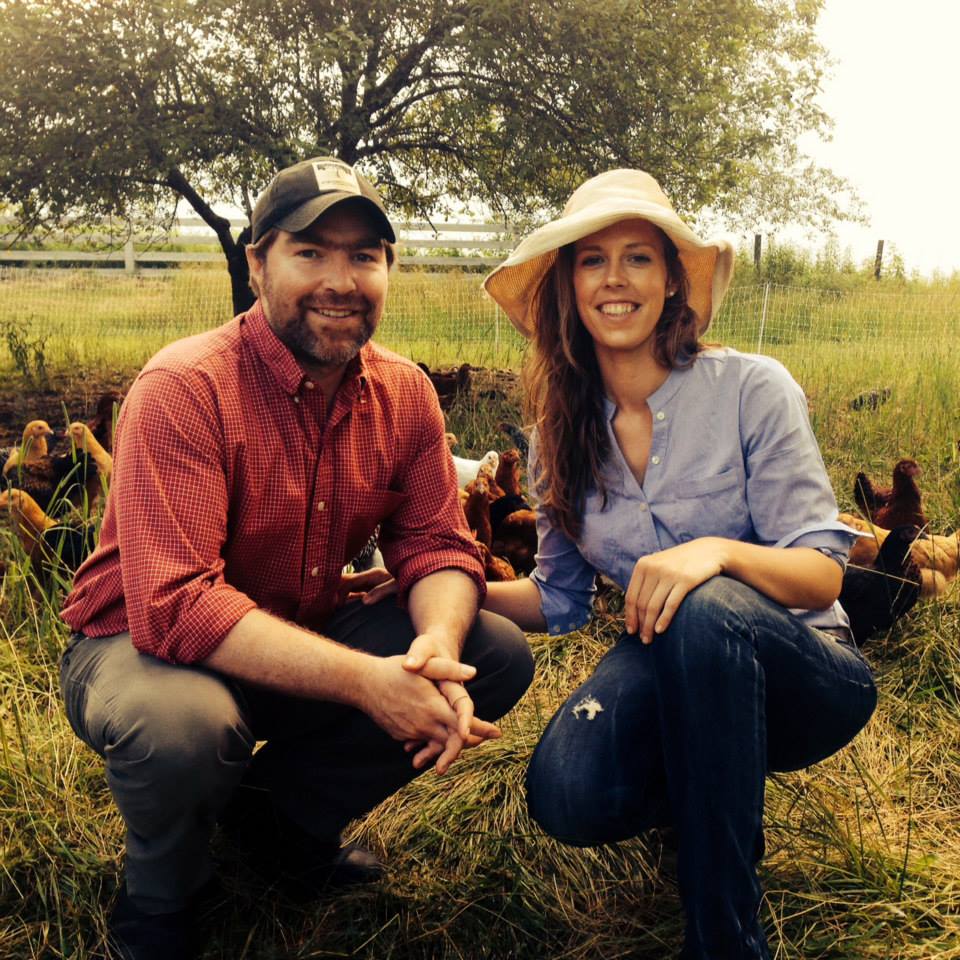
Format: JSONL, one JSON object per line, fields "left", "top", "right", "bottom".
{"left": 248, "top": 202, "right": 389, "bottom": 371}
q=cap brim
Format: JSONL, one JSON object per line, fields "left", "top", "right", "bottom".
{"left": 275, "top": 194, "right": 396, "bottom": 243}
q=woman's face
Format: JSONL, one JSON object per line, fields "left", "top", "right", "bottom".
{"left": 572, "top": 219, "right": 671, "bottom": 361}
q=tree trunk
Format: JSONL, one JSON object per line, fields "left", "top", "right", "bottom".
{"left": 228, "top": 226, "right": 255, "bottom": 315}
{"left": 166, "top": 167, "right": 254, "bottom": 315}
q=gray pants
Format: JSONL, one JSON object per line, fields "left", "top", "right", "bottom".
{"left": 60, "top": 599, "right": 533, "bottom": 911}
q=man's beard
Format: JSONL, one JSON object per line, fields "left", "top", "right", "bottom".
{"left": 262, "top": 278, "right": 377, "bottom": 370}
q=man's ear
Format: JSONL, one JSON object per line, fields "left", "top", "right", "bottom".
{"left": 246, "top": 245, "right": 263, "bottom": 287}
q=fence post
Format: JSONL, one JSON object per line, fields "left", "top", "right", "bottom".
{"left": 123, "top": 237, "right": 136, "bottom": 274}
{"left": 754, "top": 234, "right": 762, "bottom": 270}
{"left": 757, "top": 282, "right": 770, "bottom": 353}
{"left": 874, "top": 240, "right": 884, "bottom": 280}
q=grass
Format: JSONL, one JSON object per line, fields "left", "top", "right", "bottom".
{"left": 2, "top": 263, "right": 959, "bottom": 379}
{"left": 0, "top": 281, "right": 959, "bottom": 957}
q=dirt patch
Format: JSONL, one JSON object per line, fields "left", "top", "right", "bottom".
{"left": 0, "top": 365, "right": 519, "bottom": 448}
{"left": 0, "top": 368, "right": 136, "bottom": 447}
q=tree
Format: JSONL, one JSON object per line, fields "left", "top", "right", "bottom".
{"left": 0, "top": 0, "right": 857, "bottom": 314}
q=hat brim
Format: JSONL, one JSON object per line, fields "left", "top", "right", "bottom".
{"left": 275, "top": 194, "right": 397, "bottom": 243}
{"left": 483, "top": 202, "right": 734, "bottom": 337}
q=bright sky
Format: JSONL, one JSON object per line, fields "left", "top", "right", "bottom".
{"left": 792, "top": 0, "right": 960, "bottom": 277}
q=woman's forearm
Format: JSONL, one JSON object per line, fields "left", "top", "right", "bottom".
{"left": 719, "top": 540, "right": 843, "bottom": 610}
{"left": 483, "top": 577, "right": 548, "bottom": 632}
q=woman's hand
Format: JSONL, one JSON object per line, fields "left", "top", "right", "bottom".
{"left": 337, "top": 566, "right": 398, "bottom": 604}
{"left": 624, "top": 537, "right": 728, "bottom": 643}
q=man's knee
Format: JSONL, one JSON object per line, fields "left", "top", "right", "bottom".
{"left": 465, "top": 610, "right": 534, "bottom": 719}
{"left": 121, "top": 671, "right": 252, "bottom": 767}
{"left": 65, "top": 641, "right": 254, "bottom": 796}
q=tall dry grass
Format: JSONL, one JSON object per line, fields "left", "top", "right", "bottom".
{"left": 0, "top": 316, "right": 958, "bottom": 957}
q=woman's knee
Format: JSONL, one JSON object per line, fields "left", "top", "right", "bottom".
{"left": 658, "top": 577, "right": 759, "bottom": 666}
{"left": 526, "top": 731, "right": 613, "bottom": 845}
{"left": 525, "top": 669, "right": 666, "bottom": 845}
{"left": 669, "top": 576, "right": 758, "bottom": 635}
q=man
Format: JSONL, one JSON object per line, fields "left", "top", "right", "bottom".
{"left": 60, "top": 157, "right": 533, "bottom": 960}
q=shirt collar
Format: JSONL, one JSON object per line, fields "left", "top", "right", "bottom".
{"left": 242, "top": 300, "right": 370, "bottom": 401}
{"left": 602, "top": 362, "right": 691, "bottom": 420}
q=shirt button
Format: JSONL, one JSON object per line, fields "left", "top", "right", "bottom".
{"left": 651, "top": 455, "right": 661, "bottom": 465}
{"left": 304, "top": 381, "right": 315, "bottom": 390}
{"left": 311, "top": 566, "right": 319, "bottom": 577}
{"left": 293, "top": 396, "right": 300, "bottom": 404}
{"left": 317, "top": 501, "right": 325, "bottom": 512}
{"left": 639, "top": 502, "right": 648, "bottom": 512}
{"left": 656, "top": 411, "right": 665, "bottom": 421}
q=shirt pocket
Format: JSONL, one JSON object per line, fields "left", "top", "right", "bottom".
{"left": 342, "top": 489, "right": 408, "bottom": 566}
{"left": 667, "top": 468, "right": 751, "bottom": 542}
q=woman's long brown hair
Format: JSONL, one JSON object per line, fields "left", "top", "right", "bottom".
{"left": 523, "top": 227, "right": 703, "bottom": 540}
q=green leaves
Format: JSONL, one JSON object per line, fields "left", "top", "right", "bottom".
{"left": 0, "top": 0, "right": 854, "bottom": 270}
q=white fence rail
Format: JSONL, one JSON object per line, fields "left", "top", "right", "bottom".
{"left": 0, "top": 218, "right": 517, "bottom": 270}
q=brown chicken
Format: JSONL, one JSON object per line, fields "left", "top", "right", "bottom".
{"left": 417, "top": 362, "right": 471, "bottom": 410}
{"left": 85, "top": 390, "right": 124, "bottom": 452}
{"left": 839, "top": 512, "right": 957, "bottom": 598}
{"left": 477, "top": 542, "right": 517, "bottom": 581}
{"left": 477, "top": 459, "right": 505, "bottom": 501}
{"left": 854, "top": 458, "right": 926, "bottom": 529}
{"left": 2, "top": 420, "right": 56, "bottom": 477}
{"left": 65, "top": 422, "right": 114, "bottom": 506}
{"left": 463, "top": 476, "right": 493, "bottom": 547}
{"left": 495, "top": 448, "right": 524, "bottom": 497}
{"left": 0, "top": 488, "right": 97, "bottom": 572}
{"left": 492, "top": 509, "right": 537, "bottom": 576}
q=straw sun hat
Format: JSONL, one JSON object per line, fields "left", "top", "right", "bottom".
{"left": 483, "top": 169, "right": 735, "bottom": 337}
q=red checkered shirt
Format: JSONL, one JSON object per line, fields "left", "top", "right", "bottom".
{"left": 61, "top": 303, "right": 485, "bottom": 663}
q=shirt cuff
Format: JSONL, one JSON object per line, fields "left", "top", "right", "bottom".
{"left": 530, "top": 567, "right": 594, "bottom": 636}
{"left": 772, "top": 523, "right": 859, "bottom": 574}
{"left": 395, "top": 550, "right": 487, "bottom": 608}
{"left": 130, "top": 584, "right": 258, "bottom": 664}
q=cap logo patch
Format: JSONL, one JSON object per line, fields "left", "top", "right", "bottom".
{"left": 312, "top": 161, "right": 361, "bottom": 195}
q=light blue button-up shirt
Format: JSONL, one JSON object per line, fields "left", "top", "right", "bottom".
{"left": 530, "top": 348, "right": 855, "bottom": 637}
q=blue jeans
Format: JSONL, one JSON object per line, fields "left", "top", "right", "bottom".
{"left": 525, "top": 576, "right": 877, "bottom": 960}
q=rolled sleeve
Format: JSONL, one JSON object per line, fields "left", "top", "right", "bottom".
{"left": 773, "top": 521, "right": 863, "bottom": 571}
{"left": 527, "top": 432, "right": 596, "bottom": 635}
{"left": 116, "top": 369, "right": 257, "bottom": 663}
{"left": 741, "top": 359, "right": 844, "bottom": 550}
{"left": 379, "top": 374, "right": 486, "bottom": 604}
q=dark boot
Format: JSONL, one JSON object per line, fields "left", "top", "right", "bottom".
{"left": 107, "top": 878, "right": 221, "bottom": 960}
{"left": 219, "top": 782, "right": 384, "bottom": 899}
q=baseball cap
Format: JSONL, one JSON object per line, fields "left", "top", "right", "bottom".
{"left": 251, "top": 156, "right": 396, "bottom": 244}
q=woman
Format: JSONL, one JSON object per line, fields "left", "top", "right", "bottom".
{"left": 479, "top": 169, "right": 877, "bottom": 959}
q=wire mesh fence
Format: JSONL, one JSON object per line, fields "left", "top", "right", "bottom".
{"left": 1, "top": 266, "right": 957, "bottom": 376}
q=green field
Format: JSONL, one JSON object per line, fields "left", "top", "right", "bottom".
{"left": 2, "top": 264, "right": 959, "bottom": 378}
{"left": 1, "top": 270, "right": 959, "bottom": 958}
